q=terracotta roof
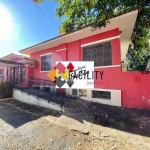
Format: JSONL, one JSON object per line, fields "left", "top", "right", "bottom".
{"left": 19, "top": 8, "right": 138, "bottom": 53}
{"left": 0, "top": 53, "right": 26, "bottom": 59}
{"left": 1, "top": 53, "right": 16, "bottom": 59}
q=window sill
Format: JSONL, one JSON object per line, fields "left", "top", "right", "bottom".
{"left": 94, "top": 65, "right": 120, "bottom": 68}
{"left": 40, "top": 71, "right": 50, "bottom": 72}
{"left": 92, "top": 97, "right": 111, "bottom": 100}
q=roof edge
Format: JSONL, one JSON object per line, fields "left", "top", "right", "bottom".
{"left": 19, "top": 9, "right": 138, "bottom": 54}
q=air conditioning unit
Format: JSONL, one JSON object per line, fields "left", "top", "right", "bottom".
{"left": 72, "top": 89, "right": 78, "bottom": 96}
{"left": 29, "top": 63, "right": 37, "bottom": 68}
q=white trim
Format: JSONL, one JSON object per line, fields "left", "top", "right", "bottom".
{"left": 81, "top": 35, "right": 120, "bottom": 47}
{"left": 56, "top": 48, "right": 67, "bottom": 52}
{"left": 40, "top": 53, "right": 52, "bottom": 57}
{"left": 94, "top": 65, "right": 120, "bottom": 69}
{"left": 17, "top": 59, "right": 35, "bottom": 62}
{"left": 22, "top": 27, "right": 90, "bottom": 53}
{"left": 40, "top": 70, "right": 50, "bottom": 73}
{"left": 66, "top": 88, "right": 121, "bottom": 106}
{"left": 25, "top": 64, "right": 29, "bottom": 67}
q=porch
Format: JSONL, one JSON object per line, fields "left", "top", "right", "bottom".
{"left": 1, "top": 74, "right": 76, "bottom": 109}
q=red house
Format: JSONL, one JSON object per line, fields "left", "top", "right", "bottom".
{"left": 1, "top": 9, "right": 150, "bottom": 109}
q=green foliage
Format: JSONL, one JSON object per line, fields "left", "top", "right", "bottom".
{"left": 32, "top": 0, "right": 44, "bottom": 3}
{"left": 127, "top": 49, "right": 148, "bottom": 71}
{"left": 32, "top": 0, "right": 52, "bottom": 3}
{"left": 54, "top": 1, "right": 150, "bottom": 34}
{"left": 127, "top": 32, "right": 150, "bottom": 71}
{"left": 0, "top": 82, "right": 13, "bottom": 99}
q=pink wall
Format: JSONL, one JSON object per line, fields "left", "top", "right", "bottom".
{"left": 121, "top": 72, "right": 150, "bottom": 109}
{"left": 67, "top": 40, "right": 81, "bottom": 61}
{"left": 30, "top": 28, "right": 119, "bottom": 79}
{"left": 30, "top": 44, "right": 67, "bottom": 80}
{"left": 29, "top": 28, "right": 150, "bottom": 109}
{"left": 94, "top": 67, "right": 150, "bottom": 109}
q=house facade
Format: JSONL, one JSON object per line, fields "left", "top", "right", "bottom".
{"left": 0, "top": 53, "right": 35, "bottom": 86}
{"left": 1, "top": 10, "right": 150, "bottom": 109}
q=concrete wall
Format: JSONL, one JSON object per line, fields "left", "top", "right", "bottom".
{"left": 66, "top": 88, "right": 121, "bottom": 106}
{"left": 13, "top": 89, "right": 63, "bottom": 111}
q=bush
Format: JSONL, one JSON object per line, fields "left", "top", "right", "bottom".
{"left": 0, "top": 82, "right": 13, "bottom": 99}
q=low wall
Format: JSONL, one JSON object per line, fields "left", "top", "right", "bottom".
{"left": 13, "top": 89, "right": 64, "bottom": 112}
{"left": 66, "top": 88, "right": 121, "bottom": 106}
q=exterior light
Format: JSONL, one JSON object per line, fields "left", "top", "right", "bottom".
{"left": 121, "top": 61, "right": 124, "bottom": 67}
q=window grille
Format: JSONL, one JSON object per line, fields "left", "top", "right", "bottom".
{"left": 92, "top": 90, "right": 111, "bottom": 99}
{"left": 83, "top": 41, "right": 112, "bottom": 66}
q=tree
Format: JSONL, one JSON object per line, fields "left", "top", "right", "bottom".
{"left": 32, "top": 0, "right": 44, "bottom": 3}
{"left": 127, "top": 30, "right": 150, "bottom": 71}
{"left": 33, "top": 0, "right": 150, "bottom": 71}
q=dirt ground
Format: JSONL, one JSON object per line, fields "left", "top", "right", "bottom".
{"left": 0, "top": 99, "right": 150, "bottom": 150}
{"left": 87, "top": 102, "right": 150, "bottom": 137}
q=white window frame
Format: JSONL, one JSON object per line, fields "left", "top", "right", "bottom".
{"left": 40, "top": 53, "right": 52, "bottom": 72}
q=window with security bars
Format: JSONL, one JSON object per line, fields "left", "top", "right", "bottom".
{"left": 92, "top": 90, "right": 111, "bottom": 100}
{"left": 82, "top": 41, "right": 112, "bottom": 67}
{"left": 41, "top": 54, "right": 51, "bottom": 71}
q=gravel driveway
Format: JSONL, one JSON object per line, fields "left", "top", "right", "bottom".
{"left": 0, "top": 99, "right": 150, "bottom": 150}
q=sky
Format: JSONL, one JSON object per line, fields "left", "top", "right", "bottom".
{"left": 0, "top": 0, "right": 62, "bottom": 57}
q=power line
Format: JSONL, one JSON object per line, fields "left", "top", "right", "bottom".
{"left": 29, "top": 0, "right": 59, "bottom": 25}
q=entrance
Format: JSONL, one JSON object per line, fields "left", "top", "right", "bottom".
{"left": 21, "top": 66, "right": 25, "bottom": 82}
{"left": 8, "top": 68, "right": 14, "bottom": 82}
{"left": 14, "top": 67, "right": 19, "bottom": 84}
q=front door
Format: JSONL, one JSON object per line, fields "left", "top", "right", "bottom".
{"left": 21, "top": 66, "right": 25, "bottom": 82}
{"left": 9, "top": 68, "right": 14, "bottom": 82}
{"left": 14, "top": 67, "right": 19, "bottom": 84}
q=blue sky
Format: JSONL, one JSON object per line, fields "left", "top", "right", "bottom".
{"left": 0, "top": 0, "right": 62, "bottom": 57}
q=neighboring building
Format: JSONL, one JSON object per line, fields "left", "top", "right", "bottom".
{"left": 0, "top": 53, "right": 36, "bottom": 86}
{"left": 0, "top": 10, "right": 150, "bottom": 109}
